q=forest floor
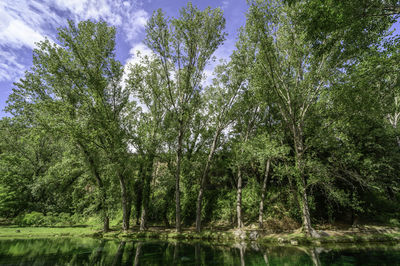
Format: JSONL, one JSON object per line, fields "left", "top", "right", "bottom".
{"left": 0, "top": 224, "right": 399, "bottom": 245}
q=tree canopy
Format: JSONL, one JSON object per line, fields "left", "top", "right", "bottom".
{"left": 1, "top": 1, "right": 399, "bottom": 235}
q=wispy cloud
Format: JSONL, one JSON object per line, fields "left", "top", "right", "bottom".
{"left": 0, "top": 0, "right": 149, "bottom": 82}
{"left": 122, "top": 42, "right": 153, "bottom": 92}
{"left": 202, "top": 38, "right": 236, "bottom": 87}
{"left": 222, "top": 0, "right": 229, "bottom": 9}
{"left": 0, "top": 50, "right": 25, "bottom": 81}
{"left": 126, "top": 42, "right": 154, "bottom": 65}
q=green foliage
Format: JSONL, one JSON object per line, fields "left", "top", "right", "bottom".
{"left": 14, "top": 211, "right": 88, "bottom": 227}
{"left": 213, "top": 190, "right": 236, "bottom": 224}
{"left": 1, "top": 1, "right": 399, "bottom": 232}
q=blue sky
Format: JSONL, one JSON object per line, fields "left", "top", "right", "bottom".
{"left": 0, "top": 0, "right": 248, "bottom": 117}
{"left": 0, "top": 1, "right": 399, "bottom": 118}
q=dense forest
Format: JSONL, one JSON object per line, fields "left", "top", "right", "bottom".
{"left": 1, "top": 0, "right": 399, "bottom": 238}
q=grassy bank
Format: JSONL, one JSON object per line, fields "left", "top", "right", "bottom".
{"left": 0, "top": 224, "right": 399, "bottom": 245}
{"left": 0, "top": 226, "right": 98, "bottom": 239}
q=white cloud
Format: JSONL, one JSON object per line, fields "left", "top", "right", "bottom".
{"left": 202, "top": 38, "right": 235, "bottom": 87}
{"left": 0, "top": 50, "right": 25, "bottom": 81}
{"left": 0, "top": 19, "right": 45, "bottom": 49}
{"left": 122, "top": 42, "right": 154, "bottom": 112}
{"left": 126, "top": 43, "right": 154, "bottom": 65}
{"left": 124, "top": 10, "right": 149, "bottom": 41}
{"left": 46, "top": 0, "right": 148, "bottom": 40}
{"left": 0, "top": 0, "right": 149, "bottom": 82}
{"left": 122, "top": 42, "right": 153, "bottom": 92}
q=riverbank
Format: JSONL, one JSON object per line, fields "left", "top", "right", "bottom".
{"left": 0, "top": 225, "right": 399, "bottom": 245}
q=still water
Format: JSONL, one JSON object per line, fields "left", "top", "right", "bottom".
{"left": 0, "top": 238, "right": 399, "bottom": 265}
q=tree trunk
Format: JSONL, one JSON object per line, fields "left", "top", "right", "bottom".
{"left": 140, "top": 155, "right": 154, "bottom": 231}
{"left": 236, "top": 128, "right": 252, "bottom": 229}
{"left": 196, "top": 129, "right": 220, "bottom": 232}
{"left": 310, "top": 247, "right": 321, "bottom": 266}
{"left": 263, "top": 250, "right": 269, "bottom": 265}
{"left": 259, "top": 159, "right": 271, "bottom": 229}
{"left": 103, "top": 216, "right": 109, "bottom": 233}
{"left": 163, "top": 192, "right": 170, "bottom": 228}
{"left": 293, "top": 124, "right": 319, "bottom": 238}
{"left": 173, "top": 242, "right": 179, "bottom": 263}
{"left": 195, "top": 242, "right": 201, "bottom": 266}
{"left": 239, "top": 244, "right": 245, "bottom": 266}
{"left": 78, "top": 143, "right": 109, "bottom": 232}
{"left": 139, "top": 204, "right": 147, "bottom": 231}
{"left": 112, "top": 241, "right": 126, "bottom": 266}
{"left": 134, "top": 242, "right": 143, "bottom": 266}
{"left": 236, "top": 166, "right": 244, "bottom": 228}
{"left": 175, "top": 126, "right": 183, "bottom": 232}
{"left": 297, "top": 162, "right": 318, "bottom": 237}
{"left": 120, "top": 176, "right": 130, "bottom": 232}
{"left": 300, "top": 179, "right": 315, "bottom": 236}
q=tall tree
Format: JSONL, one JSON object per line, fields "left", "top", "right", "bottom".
{"left": 194, "top": 61, "right": 243, "bottom": 232}
{"left": 7, "top": 20, "right": 133, "bottom": 232}
{"left": 246, "top": 0, "right": 339, "bottom": 236}
{"left": 144, "top": 3, "right": 226, "bottom": 232}
{"left": 127, "top": 53, "right": 167, "bottom": 230}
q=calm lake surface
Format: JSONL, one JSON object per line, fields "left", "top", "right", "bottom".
{"left": 0, "top": 238, "right": 399, "bottom": 265}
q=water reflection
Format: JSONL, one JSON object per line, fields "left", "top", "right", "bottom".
{"left": 133, "top": 241, "right": 142, "bottom": 266}
{"left": 0, "top": 238, "right": 398, "bottom": 265}
{"left": 112, "top": 241, "right": 125, "bottom": 266}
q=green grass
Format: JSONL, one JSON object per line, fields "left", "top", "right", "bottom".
{"left": 0, "top": 226, "right": 98, "bottom": 238}
{"left": 0, "top": 225, "right": 398, "bottom": 246}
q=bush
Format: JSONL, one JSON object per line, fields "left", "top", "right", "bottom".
{"left": 213, "top": 190, "right": 236, "bottom": 225}
{"left": 14, "top": 212, "right": 84, "bottom": 227}
{"left": 389, "top": 218, "right": 400, "bottom": 228}
{"left": 20, "top": 212, "right": 46, "bottom": 226}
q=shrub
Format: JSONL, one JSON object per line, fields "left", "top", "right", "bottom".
{"left": 389, "top": 218, "right": 400, "bottom": 228}
{"left": 21, "top": 212, "right": 45, "bottom": 226}
{"left": 14, "top": 212, "right": 84, "bottom": 227}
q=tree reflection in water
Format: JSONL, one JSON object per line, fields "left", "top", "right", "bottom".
{"left": 0, "top": 238, "right": 398, "bottom": 265}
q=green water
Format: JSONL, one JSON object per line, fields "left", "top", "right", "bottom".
{"left": 0, "top": 238, "right": 399, "bottom": 265}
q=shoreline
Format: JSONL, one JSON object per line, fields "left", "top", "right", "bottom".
{"left": 0, "top": 225, "right": 399, "bottom": 246}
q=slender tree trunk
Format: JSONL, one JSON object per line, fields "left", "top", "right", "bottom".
{"left": 196, "top": 129, "right": 220, "bottom": 232}
{"left": 236, "top": 129, "right": 251, "bottom": 229}
{"left": 239, "top": 245, "right": 245, "bottom": 266}
{"left": 310, "top": 247, "right": 321, "bottom": 266}
{"left": 298, "top": 163, "right": 317, "bottom": 238}
{"left": 135, "top": 178, "right": 142, "bottom": 226}
{"left": 236, "top": 166, "right": 244, "bottom": 229}
{"left": 78, "top": 143, "right": 109, "bottom": 232}
{"left": 112, "top": 241, "right": 126, "bottom": 266}
{"left": 300, "top": 178, "right": 314, "bottom": 236}
{"left": 293, "top": 125, "right": 319, "bottom": 238}
{"left": 163, "top": 195, "right": 170, "bottom": 228}
{"left": 259, "top": 159, "right": 271, "bottom": 229}
{"left": 173, "top": 242, "right": 179, "bottom": 263}
{"left": 103, "top": 216, "right": 109, "bottom": 232}
{"left": 175, "top": 126, "right": 183, "bottom": 232}
{"left": 120, "top": 176, "right": 130, "bottom": 232}
{"left": 98, "top": 183, "right": 109, "bottom": 232}
{"left": 263, "top": 249, "right": 269, "bottom": 265}
{"left": 99, "top": 184, "right": 109, "bottom": 232}
{"left": 195, "top": 242, "right": 201, "bottom": 266}
{"left": 134, "top": 242, "right": 143, "bottom": 266}
{"left": 140, "top": 155, "right": 154, "bottom": 231}
{"left": 139, "top": 204, "right": 147, "bottom": 231}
